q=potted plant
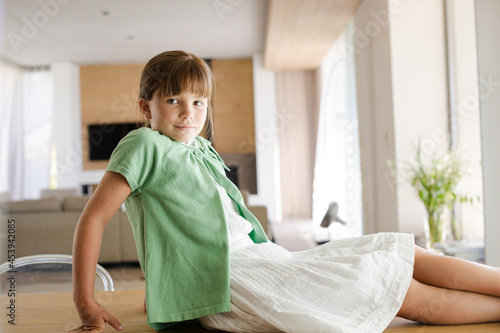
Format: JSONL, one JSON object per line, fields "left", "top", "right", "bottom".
{"left": 389, "top": 141, "right": 475, "bottom": 248}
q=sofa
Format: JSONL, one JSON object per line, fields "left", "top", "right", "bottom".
{"left": 0, "top": 191, "right": 270, "bottom": 265}
{"left": 0, "top": 195, "right": 138, "bottom": 264}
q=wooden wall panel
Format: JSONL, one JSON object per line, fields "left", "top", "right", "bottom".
{"left": 80, "top": 64, "right": 145, "bottom": 170}
{"left": 211, "top": 59, "right": 256, "bottom": 154}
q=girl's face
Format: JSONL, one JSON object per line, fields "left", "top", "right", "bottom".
{"left": 140, "top": 90, "right": 208, "bottom": 144}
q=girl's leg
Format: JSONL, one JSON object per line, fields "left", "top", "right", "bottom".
{"left": 397, "top": 278, "right": 500, "bottom": 324}
{"left": 413, "top": 245, "right": 500, "bottom": 297}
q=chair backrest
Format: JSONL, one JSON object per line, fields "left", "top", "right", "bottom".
{"left": 0, "top": 254, "right": 114, "bottom": 294}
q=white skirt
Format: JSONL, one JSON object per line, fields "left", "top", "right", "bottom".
{"left": 200, "top": 232, "right": 415, "bottom": 333}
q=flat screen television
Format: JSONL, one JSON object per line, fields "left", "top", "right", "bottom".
{"left": 88, "top": 123, "right": 139, "bottom": 160}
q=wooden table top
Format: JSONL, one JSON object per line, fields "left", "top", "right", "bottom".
{"left": 2, "top": 289, "right": 500, "bottom": 332}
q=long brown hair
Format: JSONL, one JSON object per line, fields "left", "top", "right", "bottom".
{"left": 138, "top": 50, "right": 215, "bottom": 144}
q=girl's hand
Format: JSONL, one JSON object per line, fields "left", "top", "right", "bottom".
{"left": 68, "top": 300, "right": 123, "bottom": 333}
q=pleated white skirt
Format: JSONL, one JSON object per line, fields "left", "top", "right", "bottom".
{"left": 200, "top": 232, "right": 414, "bottom": 333}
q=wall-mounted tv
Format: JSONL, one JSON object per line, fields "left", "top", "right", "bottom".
{"left": 88, "top": 123, "right": 139, "bottom": 161}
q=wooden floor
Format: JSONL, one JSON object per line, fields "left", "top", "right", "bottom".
{"left": 3, "top": 290, "right": 500, "bottom": 333}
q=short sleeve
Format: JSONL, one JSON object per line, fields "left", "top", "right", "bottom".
{"left": 106, "top": 128, "right": 164, "bottom": 194}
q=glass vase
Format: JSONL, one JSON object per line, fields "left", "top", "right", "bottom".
{"left": 424, "top": 210, "right": 446, "bottom": 250}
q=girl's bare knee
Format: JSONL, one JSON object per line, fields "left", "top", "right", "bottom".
{"left": 397, "top": 279, "right": 435, "bottom": 324}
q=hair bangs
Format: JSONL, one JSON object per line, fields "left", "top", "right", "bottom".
{"left": 156, "top": 58, "right": 213, "bottom": 100}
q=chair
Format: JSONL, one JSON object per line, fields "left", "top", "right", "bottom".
{"left": 0, "top": 254, "right": 114, "bottom": 293}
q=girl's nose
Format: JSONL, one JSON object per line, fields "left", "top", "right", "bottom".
{"left": 180, "top": 105, "right": 194, "bottom": 119}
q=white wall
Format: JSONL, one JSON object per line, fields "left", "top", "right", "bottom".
{"left": 354, "top": 0, "right": 460, "bottom": 237}
{"left": 476, "top": 0, "right": 500, "bottom": 267}
{"left": 52, "top": 62, "right": 106, "bottom": 192}
{"left": 51, "top": 61, "right": 82, "bottom": 191}
{"left": 250, "top": 54, "right": 282, "bottom": 223}
{"left": 447, "top": 0, "right": 484, "bottom": 242}
{"left": 389, "top": 0, "right": 449, "bottom": 235}
{"left": 354, "top": 0, "right": 399, "bottom": 233}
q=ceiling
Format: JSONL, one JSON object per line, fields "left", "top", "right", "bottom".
{"left": 265, "top": 0, "right": 362, "bottom": 70}
{"left": 1, "top": 0, "right": 268, "bottom": 67}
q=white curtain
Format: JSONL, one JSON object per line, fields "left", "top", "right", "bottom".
{"left": 312, "top": 21, "right": 363, "bottom": 238}
{"left": 0, "top": 62, "right": 53, "bottom": 200}
{"left": 276, "top": 71, "right": 317, "bottom": 219}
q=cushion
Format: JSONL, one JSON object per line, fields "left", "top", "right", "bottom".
{"left": 0, "top": 197, "right": 62, "bottom": 213}
{"left": 63, "top": 196, "right": 90, "bottom": 211}
{"left": 40, "top": 188, "right": 79, "bottom": 199}
{"left": 0, "top": 191, "right": 11, "bottom": 203}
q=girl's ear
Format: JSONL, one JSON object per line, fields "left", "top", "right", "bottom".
{"left": 139, "top": 98, "right": 152, "bottom": 119}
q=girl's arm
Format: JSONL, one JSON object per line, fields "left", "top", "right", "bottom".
{"left": 70, "top": 171, "right": 132, "bottom": 332}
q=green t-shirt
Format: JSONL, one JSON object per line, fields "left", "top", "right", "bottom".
{"left": 106, "top": 127, "right": 267, "bottom": 329}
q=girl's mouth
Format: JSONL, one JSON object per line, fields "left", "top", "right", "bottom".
{"left": 175, "top": 126, "right": 194, "bottom": 130}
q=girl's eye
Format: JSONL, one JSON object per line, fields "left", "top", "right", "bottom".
{"left": 166, "top": 98, "right": 179, "bottom": 104}
{"left": 194, "top": 101, "right": 204, "bottom": 106}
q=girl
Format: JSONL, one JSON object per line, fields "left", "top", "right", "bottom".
{"left": 70, "top": 50, "right": 500, "bottom": 333}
